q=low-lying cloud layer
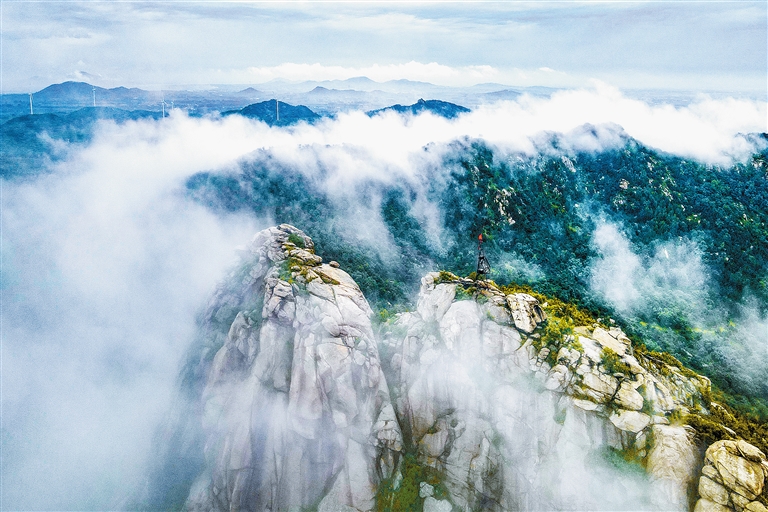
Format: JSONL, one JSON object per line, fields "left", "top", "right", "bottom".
{"left": 2, "top": 87, "right": 766, "bottom": 508}
{"left": 589, "top": 220, "right": 767, "bottom": 397}
{"left": 2, "top": 119, "right": 260, "bottom": 509}
{"left": 589, "top": 222, "right": 709, "bottom": 316}
{"left": 249, "top": 83, "right": 766, "bottom": 165}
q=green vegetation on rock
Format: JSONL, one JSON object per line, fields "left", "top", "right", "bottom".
{"left": 684, "top": 387, "right": 768, "bottom": 457}
{"left": 600, "top": 347, "right": 632, "bottom": 376}
{"left": 375, "top": 453, "right": 450, "bottom": 512}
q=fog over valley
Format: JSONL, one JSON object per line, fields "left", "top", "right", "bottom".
{"left": 3, "top": 2, "right": 767, "bottom": 509}
{"left": 2, "top": 82, "right": 767, "bottom": 510}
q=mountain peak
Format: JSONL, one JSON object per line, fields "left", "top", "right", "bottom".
{"left": 148, "top": 224, "right": 401, "bottom": 511}
{"left": 367, "top": 98, "right": 470, "bottom": 119}
{"left": 222, "top": 100, "right": 320, "bottom": 126}
{"left": 145, "top": 236, "right": 766, "bottom": 511}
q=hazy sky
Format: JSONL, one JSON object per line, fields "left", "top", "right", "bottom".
{"left": 2, "top": 0, "right": 768, "bottom": 92}
{"left": 1, "top": 0, "right": 765, "bottom": 94}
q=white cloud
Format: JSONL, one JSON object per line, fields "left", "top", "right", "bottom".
{"left": 3, "top": 86, "right": 766, "bottom": 508}
{"left": 1, "top": 115, "right": 261, "bottom": 509}
{"left": 589, "top": 221, "right": 709, "bottom": 316}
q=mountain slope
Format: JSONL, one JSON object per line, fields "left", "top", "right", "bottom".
{"left": 146, "top": 225, "right": 768, "bottom": 511}
{"left": 185, "top": 135, "right": 768, "bottom": 420}
{"left": 0, "top": 107, "right": 161, "bottom": 178}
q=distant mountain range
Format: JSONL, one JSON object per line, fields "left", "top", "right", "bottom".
{"left": 0, "top": 81, "right": 265, "bottom": 122}
{"left": 1, "top": 79, "right": 565, "bottom": 123}
{"left": 33, "top": 82, "right": 155, "bottom": 105}
{"left": 1, "top": 96, "right": 475, "bottom": 178}
{"left": 4, "top": 79, "right": 757, "bottom": 124}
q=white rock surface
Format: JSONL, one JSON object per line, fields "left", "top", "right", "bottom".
{"left": 185, "top": 225, "right": 402, "bottom": 512}
{"left": 696, "top": 498, "right": 736, "bottom": 512}
{"left": 609, "top": 410, "right": 651, "bottom": 433}
{"left": 158, "top": 229, "right": 727, "bottom": 512}
{"left": 591, "top": 326, "right": 631, "bottom": 356}
{"left": 379, "top": 276, "right": 703, "bottom": 511}
{"left": 646, "top": 425, "right": 700, "bottom": 510}
{"left": 693, "top": 439, "right": 768, "bottom": 512}
{"left": 423, "top": 496, "right": 453, "bottom": 512}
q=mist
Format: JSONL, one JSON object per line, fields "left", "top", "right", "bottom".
{"left": 403, "top": 343, "right": 659, "bottom": 510}
{"left": 589, "top": 222, "right": 709, "bottom": 316}
{"left": 588, "top": 220, "right": 768, "bottom": 398}
{"left": 1, "top": 116, "right": 260, "bottom": 509}
{"left": 2, "top": 86, "right": 766, "bottom": 509}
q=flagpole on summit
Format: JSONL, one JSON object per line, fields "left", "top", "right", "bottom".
{"left": 476, "top": 234, "right": 490, "bottom": 277}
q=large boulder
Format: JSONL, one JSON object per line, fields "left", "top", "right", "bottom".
{"left": 694, "top": 440, "right": 768, "bottom": 512}
{"left": 707, "top": 440, "right": 765, "bottom": 500}
{"left": 591, "top": 326, "right": 631, "bottom": 357}
{"left": 505, "top": 293, "right": 546, "bottom": 333}
{"left": 609, "top": 410, "right": 651, "bottom": 433}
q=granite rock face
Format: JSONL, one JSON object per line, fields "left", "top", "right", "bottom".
{"left": 693, "top": 440, "right": 768, "bottom": 512}
{"left": 378, "top": 272, "right": 711, "bottom": 511}
{"left": 185, "top": 225, "right": 402, "bottom": 512}
{"left": 148, "top": 229, "right": 767, "bottom": 512}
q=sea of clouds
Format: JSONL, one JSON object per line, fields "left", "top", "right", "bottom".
{"left": 2, "top": 84, "right": 766, "bottom": 509}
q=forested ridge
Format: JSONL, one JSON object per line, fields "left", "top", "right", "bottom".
{"left": 187, "top": 134, "right": 768, "bottom": 420}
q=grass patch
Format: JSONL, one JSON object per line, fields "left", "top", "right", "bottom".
{"left": 634, "top": 344, "right": 699, "bottom": 379}
{"left": 455, "top": 285, "right": 474, "bottom": 301}
{"left": 436, "top": 270, "right": 459, "bottom": 284}
{"left": 684, "top": 386, "right": 768, "bottom": 457}
{"left": 500, "top": 282, "right": 599, "bottom": 328}
{"left": 376, "top": 453, "right": 450, "bottom": 512}
{"left": 277, "top": 260, "right": 295, "bottom": 283}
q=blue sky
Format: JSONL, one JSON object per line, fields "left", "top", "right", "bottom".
{"left": 1, "top": 1, "right": 766, "bottom": 94}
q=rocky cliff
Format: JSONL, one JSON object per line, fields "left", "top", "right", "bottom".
{"left": 155, "top": 225, "right": 767, "bottom": 511}
{"left": 182, "top": 225, "right": 401, "bottom": 511}
{"left": 378, "top": 272, "right": 708, "bottom": 511}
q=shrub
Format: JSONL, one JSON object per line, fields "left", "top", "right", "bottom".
{"left": 287, "top": 232, "right": 305, "bottom": 248}
{"left": 601, "top": 347, "right": 632, "bottom": 375}
{"left": 684, "top": 386, "right": 768, "bottom": 457}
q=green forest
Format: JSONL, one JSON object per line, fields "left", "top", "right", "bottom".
{"left": 186, "top": 134, "right": 768, "bottom": 421}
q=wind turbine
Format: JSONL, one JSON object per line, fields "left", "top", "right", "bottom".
{"left": 161, "top": 92, "right": 166, "bottom": 118}
{"left": 29, "top": 93, "right": 33, "bottom": 115}
{"left": 92, "top": 86, "right": 96, "bottom": 107}
{"left": 276, "top": 99, "right": 279, "bottom": 123}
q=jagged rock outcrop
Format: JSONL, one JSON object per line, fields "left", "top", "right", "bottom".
{"left": 694, "top": 440, "right": 768, "bottom": 512}
{"left": 147, "top": 228, "right": 766, "bottom": 512}
{"left": 185, "top": 225, "right": 402, "bottom": 511}
{"left": 379, "top": 272, "right": 711, "bottom": 511}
